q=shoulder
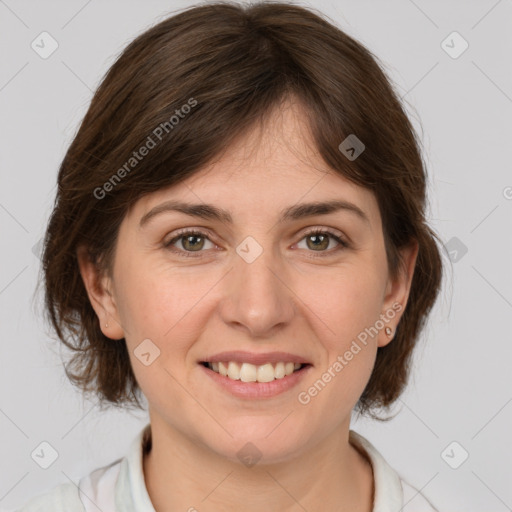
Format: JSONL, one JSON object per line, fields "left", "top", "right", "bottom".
{"left": 12, "top": 456, "right": 123, "bottom": 512}
{"left": 12, "top": 482, "right": 85, "bottom": 512}
{"left": 12, "top": 424, "right": 151, "bottom": 512}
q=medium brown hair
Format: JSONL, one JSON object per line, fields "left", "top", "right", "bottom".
{"left": 40, "top": 1, "right": 443, "bottom": 418}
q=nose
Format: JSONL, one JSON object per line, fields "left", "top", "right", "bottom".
{"left": 218, "top": 243, "right": 296, "bottom": 339}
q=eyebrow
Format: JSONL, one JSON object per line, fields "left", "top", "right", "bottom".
{"left": 139, "top": 198, "right": 369, "bottom": 228}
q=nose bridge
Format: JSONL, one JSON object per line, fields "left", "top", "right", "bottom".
{"left": 219, "top": 234, "right": 295, "bottom": 337}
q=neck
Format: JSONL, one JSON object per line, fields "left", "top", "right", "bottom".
{"left": 142, "top": 417, "right": 374, "bottom": 512}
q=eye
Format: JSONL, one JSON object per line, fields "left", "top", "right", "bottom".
{"left": 164, "top": 229, "right": 216, "bottom": 258}
{"left": 164, "top": 227, "right": 350, "bottom": 258}
{"left": 295, "top": 228, "right": 349, "bottom": 255}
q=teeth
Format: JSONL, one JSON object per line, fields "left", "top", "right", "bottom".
{"left": 256, "top": 363, "right": 274, "bottom": 383}
{"left": 218, "top": 362, "right": 228, "bottom": 376}
{"left": 227, "top": 361, "right": 240, "bottom": 380}
{"left": 206, "top": 361, "right": 304, "bottom": 382}
{"left": 275, "top": 362, "right": 285, "bottom": 379}
{"left": 240, "top": 362, "right": 257, "bottom": 382}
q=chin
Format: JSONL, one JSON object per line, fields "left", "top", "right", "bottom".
{"left": 203, "top": 419, "right": 309, "bottom": 466}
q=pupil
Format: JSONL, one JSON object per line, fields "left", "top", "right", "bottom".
{"left": 309, "top": 234, "right": 327, "bottom": 250}
{"left": 184, "top": 235, "right": 203, "bottom": 251}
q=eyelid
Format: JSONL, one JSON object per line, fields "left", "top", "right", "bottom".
{"left": 299, "top": 225, "right": 346, "bottom": 240}
{"left": 163, "top": 226, "right": 217, "bottom": 245}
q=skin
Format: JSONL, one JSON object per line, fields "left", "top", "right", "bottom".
{"left": 78, "top": 96, "right": 418, "bottom": 512}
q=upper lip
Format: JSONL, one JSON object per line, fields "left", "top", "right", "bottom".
{"left": 201, "top": 351, "right": 311, "bottom": 366}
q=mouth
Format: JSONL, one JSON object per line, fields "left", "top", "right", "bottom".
{"left": 200, "top": 361, "right": 311, "bottom": 383}
{"left": 198, "top": 350, "right": 313, "bottom": 399}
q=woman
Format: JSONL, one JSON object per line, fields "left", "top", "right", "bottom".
{"left": 17, "top": 2, "right": 443, "bottom": 510}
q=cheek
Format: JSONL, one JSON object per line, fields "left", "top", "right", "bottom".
{"left": 301, "top": 262, "right": 386, "bottom": 345}
{"left": 292, "top": 263, "right": 384, "bottom": 408}
{"left": 320, "top": 263, "right": 387, "bottom": 401}
{"left": 113, "top": 257, "right": 219, "bottom": 353}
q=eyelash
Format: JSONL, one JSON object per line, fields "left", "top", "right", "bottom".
{"left": 163, "top": 228, "right": 350, "bottom": 259}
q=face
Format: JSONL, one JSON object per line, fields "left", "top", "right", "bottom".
{"left": 79, "top": 97, "right": 417, "bottom": 464}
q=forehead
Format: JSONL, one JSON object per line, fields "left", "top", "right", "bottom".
{"left": 129, "top": 97, "right": 380, "bottom": 227}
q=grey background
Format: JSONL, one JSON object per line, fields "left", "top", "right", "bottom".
{"left": 1, "top": 0, "right": 511, "bottom": 510}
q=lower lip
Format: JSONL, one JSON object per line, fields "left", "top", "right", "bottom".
{"left": 199, "top": 363, "right": 312, "bottom": 399}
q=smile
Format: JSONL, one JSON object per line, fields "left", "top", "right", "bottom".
{"left": 199, "top": 350, "right": 312, "bottom": 398}
{"left": 202, "top": 361, "right": 306, "bottom": 383}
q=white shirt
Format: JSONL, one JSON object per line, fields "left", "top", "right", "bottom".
{"left": 13, "top": 424, "right": 438, "bottom": 511}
